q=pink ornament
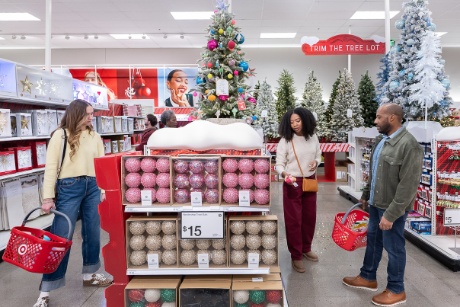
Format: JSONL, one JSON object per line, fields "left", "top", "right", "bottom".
{"left": 228, "top": 59, "right": 235, "bottom": 66}
{"left": 193, "top": 92, "right": 198, "bottom": 97}
{"left": 254, "top": 189, "right": 270, "bottom": 205}
{"left": 205, "top": 174, "right": 218, "bottom": 189}
{"left": 227, "top": 40, "right": 236, "bottom": 50}
{"left": 204, "top": 160, "right": 218, "bottom": 174}
{"left": 240, "top": 189, "right": 255, "bottom": 203}
{"left": 142, "top": 188, "right": 156, "bottom": 203}
{"left": 190, "top": 174, "right": 205, "bottom": 189}
{"left": 254, "top": 159, "right": 270, "bottom": 173}
{"left": 141, "top": 173, "right": 157, "bottom": 188}
{"left": 173, "top": 174, "right": 190, "bottom": 189}
{"left": 125, "top": 188, "right": 141, "bottom": 203}
{"left": 156, "top": 188, "right": 171, "bottom": 203}
{"left": 204, "top": 189, "right": 219, "bottom": 204}
{"left": 231, "top": 20, "right": 236, "bottom": 25}
{"left": 125, "top": 173, "right": 141, "bottom": 188}
{"left": 238, "top": 173, "right": 254, "bottom": 189}
{"left": 238, "top": 158, "right": 254, "bottom": 173}
{"left": 189, "top": 160, "right": 204, "bottom": 174}
{"left": 207, "top": 62, "right": 213, "bottom": 68}
{"left": 207, "top": 39, "right": 218, "bottom": 51}
{"left": 223, "top": 158, "right": 238, "bottom": 173}
{"left": 218, "top": 95, "right": 229, "bottom": 101}
{"left": 125, "top": 158, "right": 141, "bottom": 173}
{"left": 234, "top": 70, "right": 239, "bottom": 76}
{"left": 156, "top": 173, "right": 170, "bottom": 188}
{"left": 174, "top": 160, "right": 189, "bottom": 173}
{"left": 140, "top": 158, "right": 156, "bottom": 173}
{"left": 156, "top": 158, "right": 170, "bottom": 173}
{"left": 174, "top": 189, "right": 190, "bottom": 203}
{"left": 223, "top": 188, "right": 239, "bottom": 204}
{"left": 254, "top": 174, "right": 270, "bottom": 189}
{"left": 248, "top": 97, "right": 257, "bottom": 103}
{"left": 223, "top": 173, "right": 238, "bottom": 188}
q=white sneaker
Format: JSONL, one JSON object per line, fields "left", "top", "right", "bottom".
{"left": 33, "top": 297, "right": 49, "bottom": 307}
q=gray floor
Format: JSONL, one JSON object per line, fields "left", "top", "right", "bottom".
{"left": 1, "top": 181, "right": 459, "bottom": 307}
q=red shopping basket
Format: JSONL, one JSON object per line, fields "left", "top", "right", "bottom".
{"left": 2, "top": 207, "right": 73, "bottom": 274}
{"left": 332, "top": 203, "right": 369, "bottom": 251}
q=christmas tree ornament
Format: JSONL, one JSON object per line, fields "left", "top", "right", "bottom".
{"left": 196, "top": 239, "right": 211, "bottom": 250}
{"left": 231, "top": 234, "right": 246, "bottom": 250}
{"left": 441, "top": 78, "right": 450, "bottom": 88}
{"left": 130, "top": 235, "right": 146, "bottom": 251}
{"left": 146, "top": 235, "right": 162, "bottom": 250}
{"left": 207, "top": 62, "right": 213, "bottom": 68}
{"left": 406, "top": 38, "right": 415, "bottom": 46}
{"left": 231, "top": 221, "right": 246, "bottom": 235}
{"left": 130, "top": 250, "right": 147, "bottom": 266}
{"left": 228, "top": 40, "right": 236, "bottom": 50}
{"left": 234, "top": 290, "right": 249, "bottom": 304}
{"left": 129, "top": 302, "right": 145, "bottom": 307}
{"left": 145, "top": 289, "right": 161, "bottom": 302}
{"left": 233, "top": 70, "right": 239, "bottom": 75}
{"left": 266, "top": 290, "right": 282, "bottom": 304}
{"left": 223, "top": 159, "right": 239, "bottom": 173}
{"left": 208, "top": 94, "right": 217, "bottom": 101}
{"left": 196, "top": 76, "right": 203, "bottom": 84}
{"left": 141, "top": 173, "right": 157, "bottom": 188}
{"left": 156, "top": 158, "right": 170, "bottom": 173}
{"left": 174, "top": 160, "right": 189, "bottom": 174}
{"left": 190, "top": 174, "right": 205, "bottom": 189}
{"left": 162, "top": 250, "right": 177, "bottom": 265}
{"left": 208, "top": 73, "right": 214, "bottom": 79}
{"left": 218, "top": 28, "right": 224, "bottom": 34}
{"left": 211, "top": 249, "right": 226, "bottom": 265}
{"left": 210, "top": 29, "right": 216, "bottom": 35}
{"left": 223, "top": 172, "right": 238, "bottom": 188}
{"left": 157, "top": 188, "right": 171, "bottom": 203}
{"left": 223, "top": 188, "right": 239, "bottom": 203}
{"left": 238, "top": 87, "right": 244, "bottom": 93}
{"left": 231, "top": 19, "right": 236, "bottom": 25}
{"left": 207, "top": 40, "right": 218, "bottom": 50}
{"left": 189, "top": 160, "right": 204, "bottom": 173}
{"left": 228, "top": 73, "right": 234, "bottom": 79}
{"left": 128, "top": 289, "right": 145, "bottom": 302}
{"left": 238, "top": 173, "right": 254, "bottom": 189}
{"left": 162, "top": 234, "right": 177, "bottom": 250}
{"left": 262, "top": 249, "right": 277, "bottom": 265}
{"left": 125, "top": 158, "right": 142, "bottom": 173}
{"left": 246, "top": 234, "right": 262, "bottom": 250}
{"left": 228, "top": 59, "right": 236, "bottom": 66}
{"left": 395, "top": 19, "right": 404, "bottom": 30}
{"left": 204, "top": 160, "right": 218, "bottom": 173}
{"left": 246, "top": 221, "right": 261, "bottom": 235}
{"left": 174, "top": 189, "right": 190, "bottom": 203}
{"left": 129, "top": 221, "right": 146, "bottom": 235}
{"left": 161, "top": 289, "right": 176, "bottom": 303}
{"left": 254, "top": 174, "right": 270, "bottom": 189}
{"left": 262, "top": 221, "right": 277, "bottom": 235}
{"left": 181, "top": 249, "right": 197, "bottom": 265}
{"left": 146, "top": 221, "right": 162, "bottom": 235}
{"left": 126, "top": 188, "right": 142, "bottom": 203}
{"left": 239, "top": 61, "right": 249, "bottom": 71}
{"left": 262, "top": 235, "right": 277, "bottom": 250}
{"left": 238, "top": 159, "right": 254, "bottom": 173}
{"left": 407, "top": 72, "right": 414, "bottom": 81}
{"left": 232, "top": 108, "right": 238, "bottom": 116}
{"left": 226, "top": 26, "right": 233, "bottom": 35}
{"left": 205, "top": 174, "right": 218, "bottom": 188}
{"left": 219, "top": 42, "right": 223, "bottom": 49}
{"left": 248, "top": 97, "right": 256, "bottom": 103}
{"left": 429, "top": 23, "right": 436, "bottom": 31}
{"left": 125, "top": 173, "right": 142, "bottom": 188}
{"left": 156, "top": 173, "right": 170, "bottom": 188}
{"left": 141, "top": 158, "right": 156, "bottom": 173}
{"left": 204, "top": 189, "right": 219, "bottom": 203}
{"left": 249, "top": 290, "right": 266, "bottom": 304}
{"left": 173, "top": 174, "right": 190, "bottom": 188}
{"left": 234, "top": 33, "right": 245, "bottom": 44}
{"left": 212, "top": 239, "right": 225, "bottom": 250}
{"left": 254, "top": 189, "right": 270, "bottom": 205}
{"left": 399, "top": 70, "right": 406, "bottom": 77}
{"left": 161, "top": 221, "right": 176, "bottom": 235}
{"left": 254, "top": 159, "right": 270, "bottom": 173}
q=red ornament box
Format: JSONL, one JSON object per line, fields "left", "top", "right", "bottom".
{"left": 29, "top": 141, "right": 47, "bottom": 168}
{"left": 8, "top": 146, "right": 33, "bottom": 172}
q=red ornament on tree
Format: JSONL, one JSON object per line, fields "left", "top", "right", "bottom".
{"left": 227, "top": 40, "right": 236, "bottom": 50}
{"left": 128, "top": 289, "right": 145, "bottom": 302}
{"left": 207, "top": 62, "right": 213, "bottom": 68}
{"left": 266, "top": 290, "right": 282, "bottom": 303}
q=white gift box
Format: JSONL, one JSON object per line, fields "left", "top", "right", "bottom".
{"left": 111, "top": 140, "right": 119, "bottom": 153}
{"left": 123, "top": 136, "right": 132, "bottom": 151}
{"left": 113, "top": 116, "right": 122, "bottom": 133}
{"left": 103, "top": 139, "right": 111, "bottom": 154}
{"left": 96, "top": 116, "right": 114, "bottom": 134}
{"left": 16, "top": 113, "right": 33, "bottom": 137}
{"left": 121, "top": 116, "right": 128, "bottom": 133}
{"left": 10, "top": 115, "right": 17, "bottom": 137}
{"left": 118, "top": 140, "right": 125, "bottom": 152}
{"left": 92, "top": 117, "right": 97, "bottom": 132}
{"left": 31, "top": 110, "right": 49, "bottom": 136}
{"left": 56, "top": 110, "right": 65, "bottom": 125}
{"left": 46, "top": 109, "right": 58, "bottom": 134}
{"left": 0, "top": 109, "right": 12, "bottom": 138}
{"left": 127, "top": 118, "right": 134, "bottom": 133}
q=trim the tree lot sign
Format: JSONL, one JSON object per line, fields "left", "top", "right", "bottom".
{"left": 301, "top": 34, "right": 385, "bottom": 55}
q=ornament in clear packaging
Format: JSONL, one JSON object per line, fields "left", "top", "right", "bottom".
{"left": 204, "top": 160, "right": 218, "bottom": 174}
{"left": 146, "top": 221, "right": 161, "bottom": 235}
{"left": 266, "top": 290, "right": 282, "bottom": 304}
{"left": 162, "top": 234, "right": 177, "bottom": 250}
{"left": 129, "top": 235, "right": 146, "bottom": 251}
{"left": 254, "top": 189, "right": 270, "bottom": 205}
{"left": 146, "top": 235, "right": 162, "bottom": 250}
{"left": 189, "top": 174, "right": 205, "bottom": 189}
{"left": 246, "top": 221, "right": 261, "bottom": 235}
{"left": 156, "top": 158, "right": 170, "bottom": 173}
{"left": 205, "top": 174, "right": 219, "bottom": 188}
{"left": 231, "top": 249, "right": 247, "bottom": 265}
{"left": 223, "top": 188, "right": 239, "bottom": 203}
{"left": 189, "top": 160, "right": 204, "bottom": 173}
{"left": 161, "top": 289, "right": 176, "bottom": 302}
{"left": 173, "top": 174, "right": 190, "bottom": 188}
{"left": 246, "top": 234, "right": 262, "bottom": 250}
{"left": 174, "top": 189, "right": 190, "bottom": 203}
{"left": 162, "top": 250, "right": 177, "bottom": 265}
{"left": 262, "top": 235, "right": 277, "bottom": 250}
{"left": 128, "top": 289, "right": 145, "bottom": 302}
{"left": 129, "top": 221, "right": 146, "bottom": 235}
{"left": 174, "top": 160, "right": 189, "bottom": 173}
{"left": 130, "top": 250, "right": 147, "bottom": 266}
{"left": 230, "top": 221, "right": 246, "bottom": 235}
{"left": 161, "top": 221, "right": 176, "bottom": 235}
{"left": 141, "top": 158, "right": 156, "bottom": 173}
{"left": 196, "top": 239, "right": 211, "bottom": 250}
{"left": 249, "top": 290, "right": 266, "bottom": 304}
{"left": 144, "top": 289, "right": 161, "bottom": 302}
{"left": 125, "top": 173, "right": 141, "bottom": 188}
{"left": 262, "top": 221, "right": 277, "bottom": 235}
{"left": 126, "top": 188, "right": 142, "bottom": 203}
{"left": 204, "top": 189, "right": 219, "bottom": 203}
{"left": 231, "top": 234, "right": 246, "bottom": 250}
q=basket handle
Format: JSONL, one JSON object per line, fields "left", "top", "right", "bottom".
{"left": 22, "top": 207, "right": 74, "bottom": 241}
{"left": 341, "top": 203, "right": 364, "bottom": 224}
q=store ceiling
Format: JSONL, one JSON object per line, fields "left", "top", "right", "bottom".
{"left": 0, "top": 0, "right": 459, "bottom": 49}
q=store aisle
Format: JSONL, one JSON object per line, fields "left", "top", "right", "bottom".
{"left": 0, "top": 182, "right": 459, "bottom": 307}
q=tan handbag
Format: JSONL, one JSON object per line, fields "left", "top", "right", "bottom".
{"left": 292, "top": 141, "right": 318, "bottom": 192}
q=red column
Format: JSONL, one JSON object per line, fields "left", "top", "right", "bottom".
{"left": 322, "top": 152, "right": 336, "bottom": 182}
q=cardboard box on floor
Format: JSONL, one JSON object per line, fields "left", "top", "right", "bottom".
{"left": 180, "top": 276, "right": 232, "bottom": 307}
{"left": 231, "top": 279, "right": 285, "bottom": 306}
{"left": 125, "top": 276, "right": 181, "bottom": 307}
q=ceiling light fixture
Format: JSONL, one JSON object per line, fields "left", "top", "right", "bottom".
{"left": 65, "top": 35, "right": 70, "bottom": 40}
{"left": 0, "top": 13, "right": 40, "bottom": 21}
{"left": 260, "top": 33, "right": 296, "bottom": 39}
{"left": 350, "top": 11, "right": 400, "bottom": 20}
{"left": 84, "top": 34, "right": 88, "bottom": 39}
{"left": 180, "top": 34, "right": 184, "bottom": 39}
{"left": 142, "top": 35, "right": 146, "bottom": 39}
{"left": 110, "top": 34, "right": 148, "bottom": 40}
{"left": 94, "top": 35, "right": 98, "bottom": 39}
{"left": 12, "top": 34, "right": 17, "bottom": 39}
{"left": 171, "top": 11, "right": 213, "bottom": 20}
{"left": 20, "top": 35, "right": 26, "bottom": 40}
{"left": 163, "top": 34, "right": 168, "bottom": 39}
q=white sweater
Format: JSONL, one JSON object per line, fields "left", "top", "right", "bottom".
{"left": 275, "top": 133, "right": 322, "bottom": 178}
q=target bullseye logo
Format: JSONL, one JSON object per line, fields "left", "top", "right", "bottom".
{"left": 17, "top": 244, "right": 28, "bottom": 255}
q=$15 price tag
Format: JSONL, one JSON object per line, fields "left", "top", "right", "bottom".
{"left": 181, "top": 211, "right": 224, "bottom": 239}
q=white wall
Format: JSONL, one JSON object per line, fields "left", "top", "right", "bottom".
{"left": 1, "top": 47, "right": 459, "bottom": 102}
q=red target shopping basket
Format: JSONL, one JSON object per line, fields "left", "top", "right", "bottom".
{"left": 2, "top": 208, "right": 73, "bottom": 274}
{"left": 332, "top": 203, "right": 369, "bottom": 251}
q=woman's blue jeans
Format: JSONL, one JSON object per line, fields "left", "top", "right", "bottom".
{"left": 40, "top": 176, "right": 101, "bottom": 291}
{"left": 359, "top": 205, "right": 408, "bottom": 294}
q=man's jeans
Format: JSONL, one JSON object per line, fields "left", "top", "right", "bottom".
{"left": 40, "top": 176, "right": 101, "bottom": 291}
{"left": 360, "top": 205, "right": 408, "bottom": 294}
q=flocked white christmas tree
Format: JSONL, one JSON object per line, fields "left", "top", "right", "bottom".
{"left": 385, "top": 0, "right": 451, "bottom": 119}
{"left": 299, "top": 71, "right": 326, "bottom": 137}
{"left": 254, "top": 80, "right": 279, "bottom": 139}
{"left": 330, "top": 69, "right": 363, "bottom": 142}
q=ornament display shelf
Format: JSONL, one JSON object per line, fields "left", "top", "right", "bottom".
{"left": 127, "top": 267, "right": 270, "bottom": 276}
{"left": 124, "top": 205, "right": 270, "bottom": 213}
{"left": 99, "top": 132, "right": 134, "bottom": 136}
{"left": 0, "top": 136, "right": 50, "bottom": 142}
{"left": 0, "top": 167, "right": 45, "bottom": 181}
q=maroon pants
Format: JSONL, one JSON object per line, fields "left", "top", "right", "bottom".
{"left": 282, "top": 177, "right": 317, "bottom": 260}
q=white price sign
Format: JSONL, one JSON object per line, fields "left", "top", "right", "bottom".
{"left": 444, "top": 208, "right": 460, "bottom": 226}
{"left": 181, "top": 211, "right": 224, "bottom": 239}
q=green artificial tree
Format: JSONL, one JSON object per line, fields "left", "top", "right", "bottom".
{"left": 358, "top": 71, "right": 379, "bottom": 127}
{"left": 254, "top": 80, "right": 279, "bottom": 139}
{"left": 330, "top": 69, "right": 364, "bottom": 142}
{"left": 322, "top": 71, "right": 341, "bottom": 141}
{"left": 253, "top": 80, "right": 261, "bottom": 102}
{"left": 275, "top": 69, "right": 296, "bottom": 122}
{"left": 299, "top": 71, "right": 326, "bottom": 137}
{"left": 196, "top": 0, "right": 255, "bottom": 119}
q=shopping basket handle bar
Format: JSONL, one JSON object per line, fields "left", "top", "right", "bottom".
{"left": 22, "top": 207, "right": 74, "bottom": 241}
{"left": 341, "top": 203, "right": 364, "bottom": 224}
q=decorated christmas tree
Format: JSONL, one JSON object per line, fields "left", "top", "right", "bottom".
{"left": 254, "top": 80, "right": 279, "bottom": 139}
{"left": 330, "top": 69, "right": 363, "bottom": 142}
{"left": 375, "top": 52, "right": 392, "bottom": 104}
{"left": 385, "top": 0, "right": 451, "bottom": 120}
{"left": 358, "top": 71, "right": 378, "bottom": 127}
{"left": 253, "top": 80, "right": 261, "bottom": 101}
{"left": 196, "top": 0, "right": 256, "bottom": 119}
{"left": 299, "top": 71, "right": 326, "bottom": 136}
{"left": 322, "top": 71, "right": 341, "bottom": 140}
{"left": 275, "top": 69, "right": 296, "bottom": 122}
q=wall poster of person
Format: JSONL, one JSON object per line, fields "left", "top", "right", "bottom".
{"left": 157, "top": 67, "right": 199, "bottom": 107}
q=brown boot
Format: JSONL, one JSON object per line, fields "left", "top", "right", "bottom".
{"left": 372, "top": 289, "right": 406, "bottom": 306}
{"left": 343, "top": 275, "right": 378, "bottom": 291}
{"left": 291, "top": 260, "right": 306, "bottom": 273}
{"left": 303, "top": 251, "right": 319, "bottom": 262}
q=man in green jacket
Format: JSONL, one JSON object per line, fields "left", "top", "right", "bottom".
{"left": 343, "top": 103, "right": 423, "bottom": 307}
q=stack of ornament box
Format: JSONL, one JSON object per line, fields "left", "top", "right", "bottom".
{"left": 125, "top": 276, "right": 181, "bottom": 307}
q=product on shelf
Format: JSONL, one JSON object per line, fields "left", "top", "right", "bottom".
{"left": 0, "top": 109, "right": 12, "bottom": 138}
{"left": 9, "top": 146, "right": 33, "bottom": 172}
{"left": 96, "top": 116, "right": 115, "bottom": 134}
{"left": 14, "top": 113, "right": 33, "bottom": 137}
{"left": 179, "top": 276, "right": 231, "bottom": 307}
{"left": 31, "top": 110, "right": 48, "bottom": 136}
{"left": 124, "top": 276, "right": 180, "bottom": 307}
{"left": 0, "top": 150, "right": 17, "bottom": 175}
{"left": 232, "top": 274, "right": 284, "bottom": 307}
{"left": 30, "top": 141, "right": 47, "bottom": 168}
{"left": 114, "top": 116, "right": 123, "bottom": 133}
{"left": 102, "top": 139, "right": 111, "bottom": 154}
{"left": 45, "top": 109, "right": 58, "bottom": 134}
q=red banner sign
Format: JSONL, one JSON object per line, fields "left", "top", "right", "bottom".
{"left": 301, "top": 34, "right": 385, "bottom": 56}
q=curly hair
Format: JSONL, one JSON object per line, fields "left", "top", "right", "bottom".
{"left": 160, "top": 110, "right": 175, "bottom": 125}
{"left": 56, "top": 99, "right": 93, "bottom": 160}
{"left": 278, "top": 107, "right": 317, "bottom": 141}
